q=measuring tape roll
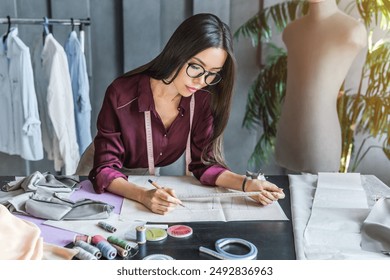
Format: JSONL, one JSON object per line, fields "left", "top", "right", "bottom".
{"left": 143, "top": 254, "right": 175, "bottom": 260}
{"left": 199, "top": 238, "right": 258, "bottom": 260}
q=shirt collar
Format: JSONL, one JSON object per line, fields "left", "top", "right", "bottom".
{"left": 1, "top": 27, "right": 18, "bottom": 55}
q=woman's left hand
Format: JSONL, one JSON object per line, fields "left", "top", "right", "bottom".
{"left": 244, "top": 179, "right": 285, "bottom": 206}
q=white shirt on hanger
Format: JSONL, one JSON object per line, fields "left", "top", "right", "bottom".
{"left": 0, "top": 27, "right": 43, "bottom": 161}
{"left": 41, "top": 33, "right": 79, "bottom": 175}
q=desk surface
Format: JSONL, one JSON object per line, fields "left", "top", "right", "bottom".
{"left": 133, "top": 176, "right": 295, "bottom": 260}
{"left": 1, "top": 175, "right": 296, "bottom": 260}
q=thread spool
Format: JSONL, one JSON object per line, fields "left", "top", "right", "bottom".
{"left": 97, "top": 221, "right": 117, "bottom": 233}
{"left": 73, "top": 246, "right": 97, "bottom": 260}
{"left": 111, "top": 243, "right": 128, "bottom": 258}
{"left": 136, "top": 226, "right": 146, "bottom": 244}
{"left": 107, "top": 236, "right": 132, "bottom": 250}
{"left": 75, "top": 240, "right": 102, "bottom": 259}
{"left": 91, "top": 235, "right": 117, "bottom": 260}
{"left": 73, "top": 234, "right": 91, "bottom": 244}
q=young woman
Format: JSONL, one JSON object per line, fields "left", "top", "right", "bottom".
{"left": 89, "top": 13, "right": 284, "bottom": 215}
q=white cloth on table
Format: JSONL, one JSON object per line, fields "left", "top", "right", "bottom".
{"left": 361, "top": 197, "right": 390, "bottom": 253}
{"left": 290, "top": 172, "right": 390, "bottom": 259}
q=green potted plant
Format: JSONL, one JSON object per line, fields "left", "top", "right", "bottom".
{"left": 235, "top": 0, "right": 389, "bottom": 172}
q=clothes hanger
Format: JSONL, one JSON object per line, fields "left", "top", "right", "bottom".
{"left": 79, "top": 21, "right": 85, "bottom": 52}
{"left": 2, "top": 16, "right": 11, "bottom": 44}
{"left": 42, "top": 16, "right": 50, "bottom": 44}
{"left": 71, "top": 18, "right": 75, "bottom": 32}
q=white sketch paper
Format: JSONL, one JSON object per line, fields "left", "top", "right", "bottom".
{"left": 120, "top": 176, "right": 288, "bottom": 222}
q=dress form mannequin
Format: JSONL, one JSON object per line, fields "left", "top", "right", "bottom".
{"left": 274, "top": 0, "right": 367, "bottom": 173}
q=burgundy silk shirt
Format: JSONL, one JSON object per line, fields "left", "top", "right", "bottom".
{"left": 89, "top": 74, "right": 228, "bottom": 193}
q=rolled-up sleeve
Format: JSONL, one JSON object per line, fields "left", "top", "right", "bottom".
{"left": 88, "top": 84, "right": 127, "bottom": 193}
{"left": 189, "top": 93, "right": 229, "bottom": 186}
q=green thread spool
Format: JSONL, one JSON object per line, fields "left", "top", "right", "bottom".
{"left": 107, "top": 236, "right": 132, "bottom": 250}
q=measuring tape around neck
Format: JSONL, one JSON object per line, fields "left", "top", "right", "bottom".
{"left": 144, "top": 95, "right": 195, "bottom": 176}
{"left": 144, "top": 111, "right": 155, "bottom": 175}
{"left": 199, "top": 238, "right": 258, "bottom": 260}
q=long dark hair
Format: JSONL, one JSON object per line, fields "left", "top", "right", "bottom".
{"left": 124, "top": 13, "right": 236, "bottom": 167}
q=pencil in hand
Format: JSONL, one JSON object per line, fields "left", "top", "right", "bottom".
{"left": 147, "top": 179, "right": 185, "bottom": 208}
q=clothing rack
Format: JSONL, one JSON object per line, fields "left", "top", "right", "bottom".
{"left": 1, "top": 16, "right": 91, "bottom": 176}
{"left": 0, "top": 17, "right": 90, "bottom": 27}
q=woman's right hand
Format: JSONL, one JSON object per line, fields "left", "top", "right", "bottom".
{"left": 106, "top": 178, "right": 183, "bottom": 215}
{"left": 141, "top": 187, "right": 182, "bottom": 215}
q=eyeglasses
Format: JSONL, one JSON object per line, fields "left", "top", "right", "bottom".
{"left": 186, "top": 63, "right": 222, "bottom": 86}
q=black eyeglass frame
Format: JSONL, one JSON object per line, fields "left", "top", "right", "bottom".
{"left": 186, "top": 63, "right": 222, "bottom": 86}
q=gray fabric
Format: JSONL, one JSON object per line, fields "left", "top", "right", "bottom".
{"left": 1, "top": 171, "right": 114, "bottom": 220}
{"left": 361, "top": 198, "right": 390, "bottom": 253}
{"left": 0, "top": 188, "right": 24, "bottom": 205}
{"left": 1, "top": 171, "right": 80, "bottom": 192}
{"left": 25, "top": 190, "right": 114, "bottom": 220}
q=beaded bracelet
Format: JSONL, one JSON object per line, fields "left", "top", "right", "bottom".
{"left": 241, "top": 177, "right": 248, "bottom": 192}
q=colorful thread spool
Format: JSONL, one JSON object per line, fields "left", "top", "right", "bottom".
{"left": 91, "top": 235, "right": 117, "bottom": 260}
{"left": 75, "top": 240, "right": 102, "bottom": 259}
{"left": 136, "top": 226, "right": 146, "bottom": 244}
{"left": 97, "top": 221, "right": 117, "bottom": 233}
{"left": 107, "top": 236, "right": 132, "bottom": 250}
{"left": 73, "top": 246, "right": 97, "bottom": 260}
{"left": 111, "top": 243, "right": 128, "bottom": 258}
{"left": 73, "top": 234, "right": 91, "bottom": 244}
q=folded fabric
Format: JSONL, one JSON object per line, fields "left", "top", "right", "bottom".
{"left": 0, "top": 204, "right": 79, "bottom": 260}
{"left": 0, "top": 204, "right": 43, "bottom": 259}
{"left": 361, "top": 197, "right": 390, "bottom": 253}
{"left": 1, "top": 171, "right": 114, "bottom": 220}
{"left": 42, "top": 243, "right": 79, "bottom": 260}
{"left": 26, "top": 190, "right": 114, "bottom": 220}
{"left": 288, "top": 173, "right": 318, "bottom": 260}
{"left": 1, "top": 171, "right": 80, "bottom": 193}
{"left": 294, "top": 173, "right": 388, "bottom": 259}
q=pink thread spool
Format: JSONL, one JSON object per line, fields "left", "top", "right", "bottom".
{"left": 91, "top": 235, "right": 117, "bottom": 260}
{"left": 74, "top": 234, "right": 92, "bottom": 244}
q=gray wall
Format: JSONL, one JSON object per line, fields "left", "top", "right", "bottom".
{"left": 0, "top": 0, "right": 388, "bottom": 185}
